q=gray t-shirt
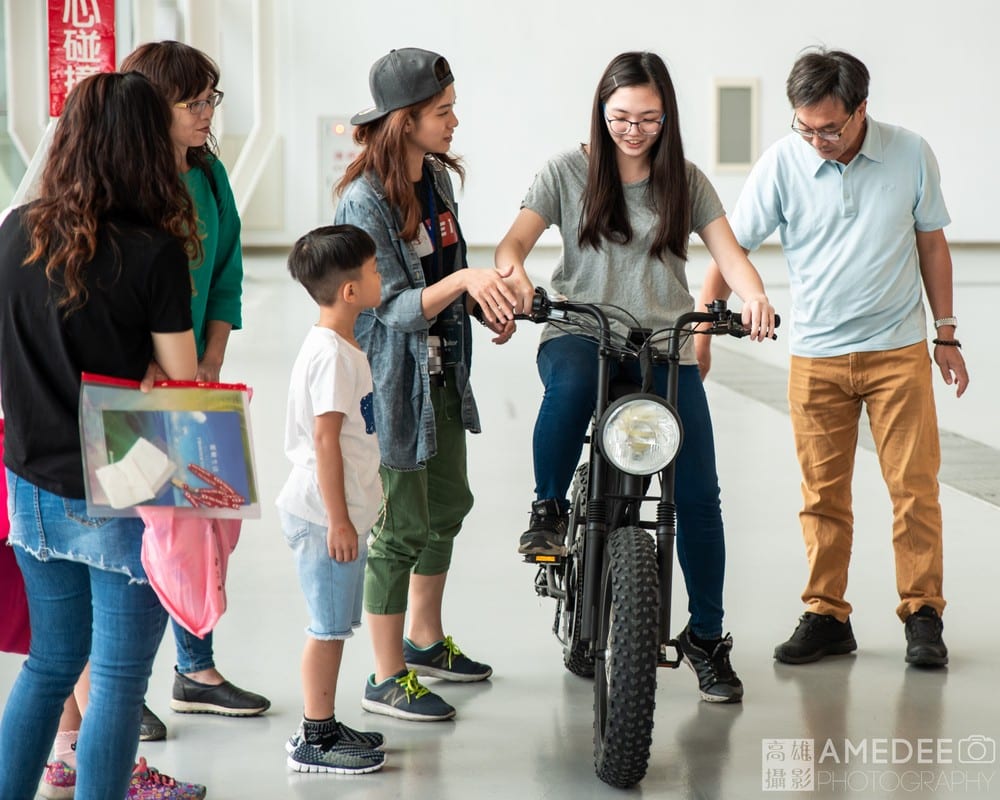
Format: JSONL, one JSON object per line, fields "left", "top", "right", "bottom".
{"left": 522, "top": 146, "right": 725, "bottom": 363}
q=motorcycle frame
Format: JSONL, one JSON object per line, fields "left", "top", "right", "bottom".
{"left": 545, "top": 299, "right": 728, "bottom": 662}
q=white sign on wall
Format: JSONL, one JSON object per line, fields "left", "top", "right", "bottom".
{"left": 318, "top": 116, "right": 360, "bottom": 223}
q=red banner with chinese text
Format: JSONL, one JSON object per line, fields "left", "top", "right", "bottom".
{"left": 48, "top": 0, "right": 116, "bottom": 117}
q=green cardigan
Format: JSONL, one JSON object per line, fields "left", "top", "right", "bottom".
{"left": 181, "top": 156, "right": 243, "bottom": 359}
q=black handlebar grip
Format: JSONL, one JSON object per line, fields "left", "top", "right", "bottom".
{"left": 727, "top": 312, "right": 781, "bottom": 338}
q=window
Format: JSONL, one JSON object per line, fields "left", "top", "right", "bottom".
{"left": 713, "top": 79, "right": 758, "bottom": 172}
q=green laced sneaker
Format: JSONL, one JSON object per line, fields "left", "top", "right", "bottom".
{"left": 403, "top": 635, "right": 493, "bottom": 682}
{"left": 361, "top": 668, "right": 456, "bottom": 721}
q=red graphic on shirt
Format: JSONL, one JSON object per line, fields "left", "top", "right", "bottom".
{"left": 425, "top": 210, "right": 459, "bottom": 248}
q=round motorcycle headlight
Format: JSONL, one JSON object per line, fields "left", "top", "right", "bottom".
{"left": 598, "top": 395, "right": 683, "bottom": 476}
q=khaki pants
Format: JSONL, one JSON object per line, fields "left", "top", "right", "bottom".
{"left": 788, "top": 341, "right": 945, "bottom": 622}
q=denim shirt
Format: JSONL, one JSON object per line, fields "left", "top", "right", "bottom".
{"left": 334, "top": 158, "right": 480, "bottom": 470}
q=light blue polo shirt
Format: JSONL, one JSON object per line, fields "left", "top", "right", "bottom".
{"left": 730, "top": 117, "right": 950, "bottom": 357}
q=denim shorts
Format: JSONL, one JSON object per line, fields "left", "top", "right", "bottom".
{"left": 5, "top": 468, "right": 148, "bottom": 582}
{"left": 279, "top": 509, "right": 367, "bottom": 640}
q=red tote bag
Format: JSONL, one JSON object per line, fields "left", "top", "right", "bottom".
{"left": 1, "top": 419, "right": 32, "bottom": 655}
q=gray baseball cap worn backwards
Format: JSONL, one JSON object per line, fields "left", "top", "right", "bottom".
{"left": 351, "top": 47, "right": 454, "bottom": 126}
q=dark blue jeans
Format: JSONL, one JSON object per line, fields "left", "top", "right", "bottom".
{"left": 172, "top": 619, "right": 214, "bottom": 674}
{"left": 0, "top": 472, "right": 168, "bottom": 800}
{"left": 534, "top": 335, "right": 726, "bottom": 638}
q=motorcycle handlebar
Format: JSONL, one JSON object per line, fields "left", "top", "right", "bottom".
{"left": 520, "top": 287, "right": 780, "bottom": 339}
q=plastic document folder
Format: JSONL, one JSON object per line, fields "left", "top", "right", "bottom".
{"left": 79, "top": 373, "right": 260, "bottom": 518}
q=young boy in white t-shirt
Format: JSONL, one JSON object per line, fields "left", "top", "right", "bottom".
{"left": 277, "top": 224, "right": 385, "bottom": 774}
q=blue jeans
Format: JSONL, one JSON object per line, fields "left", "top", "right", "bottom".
{"left": 534, "top": 335, "right": 727, "bottom": 638}
{"left": 0, "top": 471, "right": 168, "bottom": 800}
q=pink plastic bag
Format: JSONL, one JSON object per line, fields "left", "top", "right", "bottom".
{"left": 139, "top": 507, "right": 241, "bottom": 637}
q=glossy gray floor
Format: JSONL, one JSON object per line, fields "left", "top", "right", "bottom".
{"left": 2, "top": 247, "right": 998, "bottom": 800}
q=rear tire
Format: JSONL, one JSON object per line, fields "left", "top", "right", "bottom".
{"left": 593, "top": 526, "right": 659, "bottom": 788}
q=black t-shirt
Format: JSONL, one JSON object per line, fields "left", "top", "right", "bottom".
{"left": 0, "top": 205, "right": 193, "bottom": 497}
{"left": 415, "top": 170, "right": 461, "bottom": 338}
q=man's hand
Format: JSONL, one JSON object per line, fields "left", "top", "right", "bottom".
{"left": 934, "top": 344, "right": 969, "bottom": 398}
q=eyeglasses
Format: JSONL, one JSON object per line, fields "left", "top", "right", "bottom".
{"left": 790, "top": 110, "right": 854, "bottom": 142}
{"left": 174, "top": 91, "right": 224, "bottom": 115}
{"left": 605, "top": 114, "right": 665, "bottom": 136}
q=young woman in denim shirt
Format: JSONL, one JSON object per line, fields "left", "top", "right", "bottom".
{"left": 0, "top": 72, "right": 202, "bottom": 800}
{"left": 495, "top": 51, "right": 776, "bottom": 704}
{"left": 335, "top": 48, "right": 516, "bottom": 721}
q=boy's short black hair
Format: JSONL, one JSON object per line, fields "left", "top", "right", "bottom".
{"left": 287, "top": 224, "right": 377, "bottom": 305}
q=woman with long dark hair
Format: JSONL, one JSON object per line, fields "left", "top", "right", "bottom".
{"left": 496, "top": 51, "right": 776, "bottom": 704}
{"left": 335, "top": 48, "right": 516, "bottom": 722}
{"left": 0, "top": 72, "right": 202, "bottom": 799}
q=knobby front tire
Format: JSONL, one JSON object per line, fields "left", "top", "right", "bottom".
{"left": 593, "top": 525, "right": 659, "bottom": 788}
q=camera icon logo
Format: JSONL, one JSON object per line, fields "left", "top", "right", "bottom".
{"left": 958, "top": 735, "right": 996, "bottom": 764}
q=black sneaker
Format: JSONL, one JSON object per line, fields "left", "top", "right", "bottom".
{"left": 774, "top": 612, "right": 858, "bottom": 664}
{"left": 286, "top": 719, "right": 385, "bottom": 753}
{"left": 285, "top": 716, "right": 385, "bottom": 774}
{"left": 139, "top": 703, "right": 167, "bottom": 741}
{"left": 287, "top": 741, "right": 385, "bottom": 775}
{"left": 904, "top": 606, "right": 948, "bottom": 667}
{"left": 518, "top": 499, "right": 568, "bottom": 556}
{"left": 170, "top": 670, "right": 271, "bottom": 716}
{"left": 676, "top": 626, "right": 744, "bottom": 703}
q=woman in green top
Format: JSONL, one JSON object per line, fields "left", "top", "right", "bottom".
{"left": 122, "top": 41, "right": 243, "bottom": 381}
{"left": 121, "top": 40, "right": 267, "bottom": 726}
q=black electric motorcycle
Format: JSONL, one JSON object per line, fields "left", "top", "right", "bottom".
{"left": 520, "top": 288, "right": 776, "bottom": 788}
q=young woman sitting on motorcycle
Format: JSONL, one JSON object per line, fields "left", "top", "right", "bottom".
{"left": 495, "top": 51, "right": 776, "bottom": 703}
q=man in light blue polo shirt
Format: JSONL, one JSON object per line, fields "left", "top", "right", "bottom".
{"left": 698, "top": 48, "right": 968, "bottom": 669}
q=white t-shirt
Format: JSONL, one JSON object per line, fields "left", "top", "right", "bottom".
{"left": 276, "top": 326, "right": 382, "bottom": 532}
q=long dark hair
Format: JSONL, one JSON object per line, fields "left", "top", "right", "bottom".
{"left": 579, "top": 51, "right": 690, "bottom": 262}
{"left": 22, "top": 71, "right": 200, "bottom": 313}
{"left": 120, "top": 40, "right": 221, "bottom": 175}
{"left": 337, "top": 57, "right": 463, "bottom": 242}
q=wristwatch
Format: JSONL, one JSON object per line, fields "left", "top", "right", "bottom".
{"left": 934, "top": 316, "right": 958, "bottom": 329}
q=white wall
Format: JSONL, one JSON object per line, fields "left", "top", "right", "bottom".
{"left": 248, "top": 0, "right": 997, "bottom": 245}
